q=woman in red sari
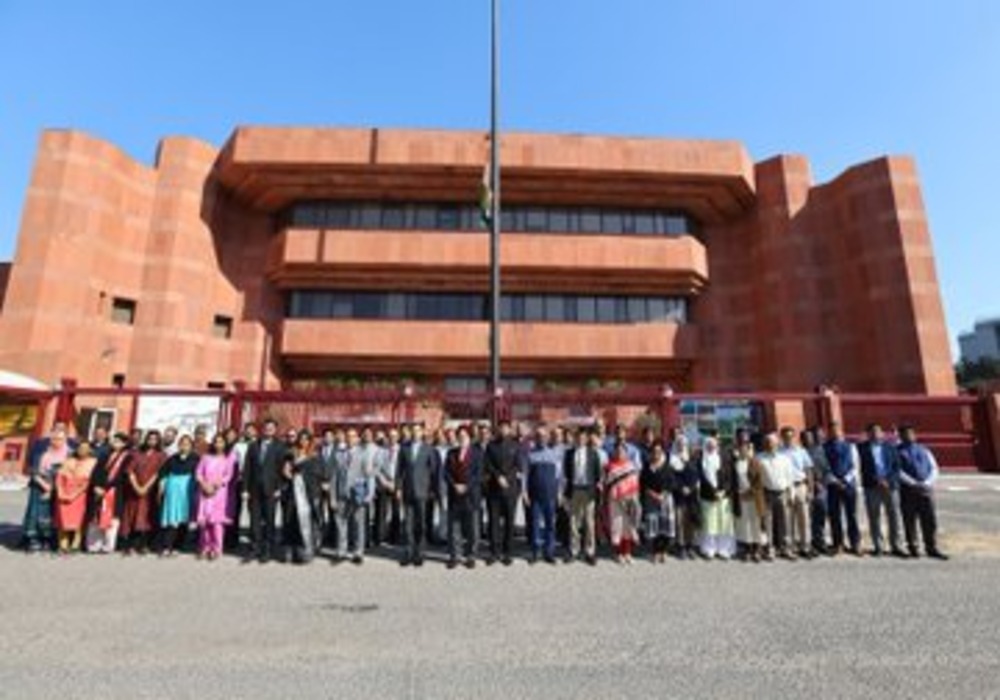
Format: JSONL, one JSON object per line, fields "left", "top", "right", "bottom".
{"left": 119, "top": 430, "right": 166, "bottom": 555}
{"left": 85, "top": 432, "right": 133, "bottom": 554}
{"left": 54, "top": 441, "right": 97, "bottom": 555}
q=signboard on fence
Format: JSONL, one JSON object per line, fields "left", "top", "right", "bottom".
{"left": 135, "top": 391, "right": 221, "bottom": 437}
{"left": 0, "top": 403, "right": 39, "bottom": 437}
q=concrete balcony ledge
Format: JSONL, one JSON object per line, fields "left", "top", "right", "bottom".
{"left": 268, "top": 228, "right": 708, "bottom": 295}
{"left": 279, "top": 319, "right": 697, "bottom": 379}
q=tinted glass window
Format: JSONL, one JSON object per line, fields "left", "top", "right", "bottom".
{"left": 524, "top": 295, "right": 545, "bottom": 322}
{"left": 544, "top": 295, "right": 566, "bottom": 322}
{"left": 580, "top": 209, "right": 601, "bottom": 233}
{"left": 381, "top": 205, "right": 405, "bottom": 229}
{"left": 284, "top": 202, "right": 700, "bottom": 238}
{"left": 647, "top": 297, "right": 669, "bottom": 321}
{"left": 525, "top": 208, "right": 547, "bottom": 232}
{"left": 549, "top": 209, "right": 569, "bottom": 232}
{"left": 596, "top": 297, "right": 615, "bottom": 323}
{"left": 634, "top": 213, "right": 656, "bottom": 234}
{"left": 328, "top": 204, "right": 352, "bottom": 228}
{"left": 413, "top": 206, "right": 436, "bottom": 229}
{"left": 437, "top": 205, "right": 460, "bottom": 230}
{"left": 286, "top": 292, "right": 686, "bottom": 324}
{"left": 602, "top": 211, "right": 624, "bottom": 235}
{"left": 331, "top": 294, "right": 352, "bottom": 319}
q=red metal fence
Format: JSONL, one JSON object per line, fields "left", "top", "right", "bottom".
{"left": 3, "top": 379, "right": 996, "bottom": 473}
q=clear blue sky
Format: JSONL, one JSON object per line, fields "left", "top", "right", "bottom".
{"left": 1, "top": 1, "right": 998, "bottom": 352}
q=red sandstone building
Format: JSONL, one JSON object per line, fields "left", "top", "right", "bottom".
{"left": 0, "top": 127, "right": 956, "bottom": 405}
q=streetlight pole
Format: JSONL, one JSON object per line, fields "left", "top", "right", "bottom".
{"left": 489, "top": 0, "right": 502, "bottom": 422}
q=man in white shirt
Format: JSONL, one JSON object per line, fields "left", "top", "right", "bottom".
{"left": 756, "top": 432, "right": 795, "bottom": 561}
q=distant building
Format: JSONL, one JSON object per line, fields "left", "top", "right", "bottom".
{"left": 959, "top": 319, "right": 1000, "bottom": 363}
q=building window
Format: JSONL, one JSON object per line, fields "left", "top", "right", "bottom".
{"left": 111, "top": 373, "right": 126, "bottom": 389}
{"left": 111, "top": 297, "right": 136, "bottom": 325}
{"left": 524, "top": 295, "right": 545, "bottom": 322}
{"left": 206, "top": 381, "right": 226, "bottom": 390}
{"left": 282, "top": 201, "right": 700, "bottom": 238}
{"left": 212, "top": 315, "right": 233, "bottom": 339}
{"left": 285, "top": 291, "right": 687, "bottom": 325}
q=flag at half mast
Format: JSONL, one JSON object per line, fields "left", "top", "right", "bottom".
{"left": 479, "top": 136, "right": 493, "bottom": 227}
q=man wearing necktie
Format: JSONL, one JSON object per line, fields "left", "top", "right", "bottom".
{"left": 242, "top": 419, "right": 288, "bottom": 563}
{"left": 395, "top": 424, "right": 436, "bottom": 566}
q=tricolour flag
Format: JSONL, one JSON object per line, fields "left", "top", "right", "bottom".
{"left": 478, "top": 155, "right": 493, "bottom": 228}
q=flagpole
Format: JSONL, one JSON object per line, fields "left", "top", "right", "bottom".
{"left": 489, "top": 0, "right": 502, "bottom": 420}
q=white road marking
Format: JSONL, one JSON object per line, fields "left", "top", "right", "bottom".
{"left": 947, "top": 486, "right": 972, "bottom": 492}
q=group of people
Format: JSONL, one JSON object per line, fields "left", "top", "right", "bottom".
{"left": 19, "top": 415, "right": 948, "bottom": 566}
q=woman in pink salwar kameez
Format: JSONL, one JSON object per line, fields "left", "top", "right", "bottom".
{"left": 195, "top": 434, "right": 235, "bottom": 560}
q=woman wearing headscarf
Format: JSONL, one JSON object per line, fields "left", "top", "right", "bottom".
{"left": 120, "top": 430, "right": 166, "bottom": 555}
{"left": 85, "top": 431, "right": 133, "bottom": 554}
{"left": 697, "top": 437, "right": 736, "bottom": 560}
{"left": 730, "top": 439, "right": 765, "bottom": 562}
{"left": 667, "top": 434, "right": 700, "bottom": 560}
{"left": 21, "top": 427, "right": 70, "bottom": 553}
{"left": 54, "top": 441, "right": 97, "bottom": 554}
{"left": 195, "top": 433, "right": 236, "bottom": 561}
{"left": 158, "top": 434, "right": 199, "bottom": 556}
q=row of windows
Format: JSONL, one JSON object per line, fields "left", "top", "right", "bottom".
{"left": 282, "top": 201, "right": 699, "bottom": 238}
{"left": 287, "top": 292, "right": 688, "bottom": 324}
{"left": 109, "top": 297, "right": 233, "bottom": 339}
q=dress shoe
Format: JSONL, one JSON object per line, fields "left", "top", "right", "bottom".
{"left": 399, "top": 557, "right": 412, "bottom": 567}
{"left": 927, "top": 550, "right": 949, "bottom": 561}
{"left": 501, "top": 556, "right": 513, "bottom": 566}
{"left": 352, "top": 555, "right": 364, "bottom": 565}
{"left": 464, "top": 559, "right": 476, "bottom": 569}
{"left": 891, "top": 548, "right": 909, "bottom": 559}
{"left": 446, "top": 559, "right": 458, "bottom": 570}
{"left": 585, "top": 555, "right": 597, "bottom": 566}
{"left": 544, "top": 554, "right": 557, "bottom": 565}
{"left": 484, "top": 556, "right": 496, "bottom": 566}
{"left": 414, "top": 557, "right": 424, "bottom": 567}
{"left": 527, "top": 553, "right": 538, "bottom": 565}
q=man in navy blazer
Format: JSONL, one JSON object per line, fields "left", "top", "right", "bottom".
{"left": 858, "top": 423, "right": 906, "bottom": 557}
{"left": 395, "top": 423, "right": 437, "bottom": 566}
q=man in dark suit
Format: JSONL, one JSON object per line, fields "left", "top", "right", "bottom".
{"left": 563, "top": 428, "right": 602, "bottom": 564}
{"left": 395, "top": 423, "right": 436, "bottom": 566}
{"left": 242, "top": 418, "right": 288, "bottom": 563}
{"left": 471, "top": 423, "right": 493, "bottom": 555}
{"left": 316, "top": 428, "right": 340, "bottom": 547}
{"left": 484, "top": 419, "right": 523, "bottom": 566}
{"left": 858, "top": 422, "right": 906, "bottom": 557}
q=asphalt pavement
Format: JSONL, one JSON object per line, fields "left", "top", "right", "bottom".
{"left": 0, "top": 475, "right": 997, "bottom": 700}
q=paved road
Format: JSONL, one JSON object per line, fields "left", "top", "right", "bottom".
{"left": 0, "top": 476, "right": 997, "bottom": 700}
